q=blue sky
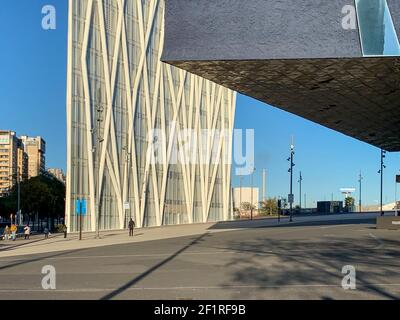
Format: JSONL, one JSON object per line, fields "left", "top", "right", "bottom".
{"left": 1, "top": 1, "right": 399, "bottom": 207}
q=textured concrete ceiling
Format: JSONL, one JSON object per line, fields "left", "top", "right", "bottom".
{"left": 168, "top": 57, "right": 400, "bottom": 151}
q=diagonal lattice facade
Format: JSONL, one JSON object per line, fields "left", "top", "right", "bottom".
{"left": 65, "top": 0, "right": 237, "bottom": 231}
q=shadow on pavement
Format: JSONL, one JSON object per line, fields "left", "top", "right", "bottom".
{"left": 100, "top": 232, "right": 210, "bottom": 300}
{"left": 0, "top": 247, "right": 87, "bottom": 271}
{"left": 208, "top": 215, "right": 378, "bottom": 231}
{"left": 218, "top": 235, "right": 400, "bottom": 299}
{"left": 0, "top": 235, "right": 63, "bottom": 253}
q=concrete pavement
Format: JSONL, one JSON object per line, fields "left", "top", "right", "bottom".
{"left": 0, "top": 212, "right": 399, "bottom": 300}
{"left": 0, "top": 212, "right": 383, "bottom": 258}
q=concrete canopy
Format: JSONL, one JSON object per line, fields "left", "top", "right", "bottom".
{"left": 162, "top": 0, "right": 400, "bottom": 151}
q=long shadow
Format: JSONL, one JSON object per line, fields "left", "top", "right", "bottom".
{"left": 0, "top": 247, "right": 87, "bottom": 271}
{"left": 100, "top": 233, "right": 209, "bottom": 300}
{"left": 208, "top": 214, "right": 378, "bottom": 231}
{"left": 0, "top": 235, "right": 62, "bottom": 252}
{"left": 220, "top": 234, "right": 400, "bottom": 299}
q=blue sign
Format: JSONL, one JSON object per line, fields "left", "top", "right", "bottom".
{"left": 75, "top": 199, "right": 81, "bottom": 215}
{"left": 76, "top": 199, "right": 87, "bottom": 216}
{"left": 81, "top": 200, "right": 87, "bottom": 216}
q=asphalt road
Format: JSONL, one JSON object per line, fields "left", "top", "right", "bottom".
{"left": 0, "top": 214, "right": 399, "bottom": 300}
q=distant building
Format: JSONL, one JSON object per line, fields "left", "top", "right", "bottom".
{"left": 47, "top": 168, "right": 66, "bottom": 184}
{"left": 0, "top": 131, "right": 28, "bottom": 197}
{"left": 233, "top": 187, "right": 260, "bottom": 210}
{"left": 317, "top": 201, "right": 343, "bottom": 214}
{"left": 20, "top": 136, "right": 46, "bottom": 179}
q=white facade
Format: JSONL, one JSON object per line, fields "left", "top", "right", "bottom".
{"left": 66, "top": 0, "right": 237, "bottom": 231}
{"left": 233, "top": 188, "right": 260, "bottom": 210}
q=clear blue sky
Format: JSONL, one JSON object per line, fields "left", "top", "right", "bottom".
{"left": 1, "top": 1, "right": 399, "bottom": 207}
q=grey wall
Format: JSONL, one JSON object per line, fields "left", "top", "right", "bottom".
{"left": 163, "top": 0, "right": 362, "bottom": 61}
{"left": 388, "top": 0, "right": 400, "bottom": 39}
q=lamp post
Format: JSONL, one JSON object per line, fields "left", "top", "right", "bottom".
{"left": 288, "top": 143, "right": 295, "bottom": 222}
{"left": 378, "top": 149, "right": 386, "bottom": 216}
{"left": 93, "top": 89, "right": 104, "bottom": 239}
{"left": 298, "top": 171, "right": 303, "bottom": 210}
{"left": 122, "top": 145, "right": 131, "bottom": 227}
{"left": 7, "top": 172, "right": 21, "bottom": 225}
{"left": 239, "top": 177, "right": 243, "bottom": 217}
{"left": 250, "top": 167, "right": 256, "bottom": 220}
{"left": 358, "top": 171, "right": 363, "bottom": 213}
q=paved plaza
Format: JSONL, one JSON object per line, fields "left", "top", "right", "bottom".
{"left": 0, "top": 213, "right": 399, "bottom": 300}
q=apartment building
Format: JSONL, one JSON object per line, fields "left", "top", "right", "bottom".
{"left": 47, "top": 168, "right": 66, "bottom": 184}
{"left": 0, "top": 131, "right": 24, "bottom": 197}
{"left": 0, "top": 132, "right": 46, "bottom": 197}
{"left": 20, "top": 136, "right": 46, "bottom": 179}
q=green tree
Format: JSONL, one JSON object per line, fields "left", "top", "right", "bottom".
{"left": 260, "top": 198, "right": 278, "bottom": 216}
{"left": 345, "top": 196, "right": 355, "bottom": 212}
{"left": 240, "top": 202, "right": 255, "bottom": 211}
{"left": 0, "top": 175, "right": 65, "bottom": 230}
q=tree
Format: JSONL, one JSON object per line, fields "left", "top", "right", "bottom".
{"left": 240, "top": 202, "right": 255, "bottom": 211}
{"left": 0, "top": 175, "right": 65, "bottom": 230}
{"left": 260, "top": 198, "right": 278, "bottom": 216}
{"left": 345, "top": 196, "right": 355, "bottom": 212}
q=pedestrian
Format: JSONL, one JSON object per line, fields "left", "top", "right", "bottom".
{"left": 44, "top": 227, "right": 49, "bottom": 239}
{"left": 10, "top": 224, "right": 17, "bottom": 241}
{"left": 3, "top": 226, "right": 10, "bottom": 241}
{"left": 24, "top": 224, "right": 31, "bottom": 240}
{"left": 62, "top": 224, "right": 68, "bottom": 239}
{"left": 128, "top": 218, "right": 135, "bottom": 237}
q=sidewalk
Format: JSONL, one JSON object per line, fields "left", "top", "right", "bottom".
{"left": 0, "top": 221, "right": 244, "bottom": 259}
{"left": 0, "top": 212, "right": 379, "bottom": 259}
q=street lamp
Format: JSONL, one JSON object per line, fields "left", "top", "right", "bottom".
{"left": 298, "top": 171, "right": 303, "bottom": 211}
{"left": 378, "top": 149, "right": 386, "bottom": 216}
{"left": 7, "top": 172, "right": 21, "bottom": 225}
{"left": 250, "top": 167, "right": 256, "bottom": 220}
{"left": 239, "top": 176, "right": 243, "bottom": 217}
{"left": 288, "top": 143, "right": 295, "bottom": 222}
{"left": 358, "top": 171, "right": 363, "bottom": 213}
{"left": 122, "top": 145, "right": 131, "bottom": 227}
{"left": 93, "top": 89, "right": 104, "bottom": 239}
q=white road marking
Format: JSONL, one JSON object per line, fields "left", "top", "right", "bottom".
{"left": 369, "top": 233, "right": 385, "bottom": 250}
{"left": 1, "top": 283, "right": 400, "bottom": 293}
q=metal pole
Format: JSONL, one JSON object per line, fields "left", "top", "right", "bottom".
{"left": 289, "top": 145, "right": 294, "bottom": 222}
{"left": 380, "top": 149, "right": 385, "bottom": 216}
{"left": 17, "top": 176, "right": 21, "bottom": 225}
{"left": 79, "top": 200, "right": 82, "bottom": 241}
{"left": 262, "top": 169, "right": 266, "bottom": 202}
{"left": 17, "top": 168, "right": 23, "bottom": 225}
{"left": 278, "top": 196, "right": 281, "bottom": 223}
{"left": 359, "top": 171, "right": 362, "bottom": 213}
{"left": 239, "top": 177, "right": 243, "bottom": 216}
{"left": 299, "top": 171, "right": 302, "bottom": 210}
{"left": 395, "top": 179, "right": 397, "bottom": 212}
{"left": 95, "top": 92, "right": 104, "bottom": 239}
{"left": 250, "top": 168, "right": 255, "bottom": 220}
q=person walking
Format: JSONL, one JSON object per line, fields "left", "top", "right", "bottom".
{"left": 24, "top": 224, "right": 31, "bottom": 240}
{"left": 128, "top": 218, "right": 135, "bottom": 237}
{"left": 10, "top": 224, "right": 17, "bottom": 241}
{"left": 44, "top": 227, "right": 50, "bottom": 239}
{"left": 62, "top": 224, "right": 67, "bottom": 239}
{"left": 3, "top": 226, "right": 10, "bottom": 241}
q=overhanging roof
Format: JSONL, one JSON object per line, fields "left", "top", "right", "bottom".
{"left": 162, "top": 0, "right": 400, "bottom": 151}
{"left": 167, "top": 57, "right": 400, "bottom": 151}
